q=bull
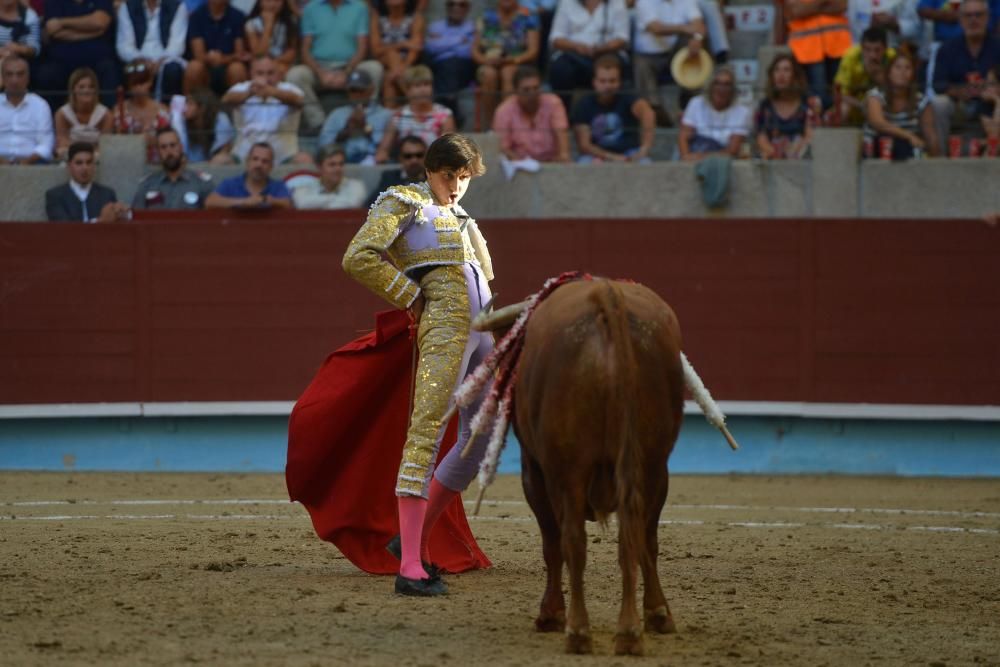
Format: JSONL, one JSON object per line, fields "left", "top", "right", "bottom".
{"left": 473, "top": 277, "right": 684, "bottom": 656}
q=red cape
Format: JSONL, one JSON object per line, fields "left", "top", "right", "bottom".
{"left": 286, "top": 309, "right": 491, "bottom": 575}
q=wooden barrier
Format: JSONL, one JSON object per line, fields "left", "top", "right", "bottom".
{"left": 2, "top": 213, "right": 998, "bottom": 405}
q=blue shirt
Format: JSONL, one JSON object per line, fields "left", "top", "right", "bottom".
{"left": 933, "top": 34, "right": 1000, "bottom": 96}
{"left": 187, "top": 3, "right": 245, "bottom": 55}
{"left": 424, "top": 18, "right": 475, "bottom": 62}
{"left": 318, "top": 102, "right": 393, "bottom": 163}
{"left": 301, "top": 0, "right": 368, "bottom": 63}
{"left": 571, "top": 92, "right": 640, "bottom": 154}
{"left": 918, "top": 0, "right": 1000, "bottom": 42}
{"left": 44, "top": 0, "right": 115, "bottom": 62}
{"left": 215, "top": 173, "right": 292, "bottom": 200}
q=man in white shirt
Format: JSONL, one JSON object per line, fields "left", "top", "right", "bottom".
{"left": 223, "top": 55, "right": 311, "bottom": 164}
{"left": 292, "top": 144, "right": 366, "bottom": 209}
{"left": 45, "top": 142, "right": 129, "bottom": 221}
{"left": 547, "top": 0, "right": 631, "bottom": 108}
{"left": 0, "top": 55, "right": 53, "bottom": 164}
{"left": 117, "top": 0, "right": 189, "bottom": 99}
{"left": 634, "top": 0, "right": 705, "bottom": 119}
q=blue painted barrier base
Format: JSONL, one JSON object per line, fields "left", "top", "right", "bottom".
{"left": 1, "top": 415, "right": 998, "bottom": 476}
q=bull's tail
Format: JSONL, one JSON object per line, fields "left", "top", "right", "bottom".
{"left": 590, "top": 281, "right": 649, "bottom": 580}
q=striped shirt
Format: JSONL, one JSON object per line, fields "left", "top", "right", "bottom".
{"left": 0, "top": 6, "right": 41, "bottom": 55}
{"left": 862, "top": 88, "right": 929, "bottom": 143}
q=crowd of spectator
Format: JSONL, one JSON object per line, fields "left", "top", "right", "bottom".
{"left": 0, "top": 0, "right": 999, "bottom": 218}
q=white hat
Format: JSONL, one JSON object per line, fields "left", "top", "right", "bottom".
{"left": 671, "top": 46, "right": 714, "bottom": 91}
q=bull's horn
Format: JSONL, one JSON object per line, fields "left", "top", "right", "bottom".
{"left": 471, "top": 300, "right": 528, "bottom": 332}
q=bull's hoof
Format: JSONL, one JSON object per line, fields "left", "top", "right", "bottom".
{"left": 644, "top": 606, "right": 676, "bottom": 634}
{"left": 535, "top": 612, "right": 566, "bottom": 633}
{"left": 564, "top": 629, "right": 593, "bottom": 654}
{"left": 613, "top": 628, "right": 644, "bottom": 656}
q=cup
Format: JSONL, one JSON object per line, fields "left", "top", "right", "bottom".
{"left": 863, "top": 136, "right": 874, "bottom": 158}
{"left": 949, "top": 135, "right": 963, "bottom": 158}
{"left": 878, "top": 136, "right": 893, "bottom": 160}
{"left": 969, "top": 138, "right": 982, "bottom": 157}
{"left": 988, "top": 137, "right": 999, "bottom": 157}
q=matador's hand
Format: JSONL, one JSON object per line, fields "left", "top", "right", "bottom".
{"left": 408, "top": 294, "right": 425, "bottom": 325}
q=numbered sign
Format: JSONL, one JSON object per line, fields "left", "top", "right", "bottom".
{"left": 730, "top": 59, "right": 759, "bottom": 83}
{"left": 724, "top": 4, "right": 775, "bottom": 31}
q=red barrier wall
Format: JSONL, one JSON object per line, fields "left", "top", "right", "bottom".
{"left": 2, "top": 213, "right": 998, "bottom": 405}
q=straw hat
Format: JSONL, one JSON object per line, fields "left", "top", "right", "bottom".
{"left": 670, "top": 46, "right": 714, "bottom": 91}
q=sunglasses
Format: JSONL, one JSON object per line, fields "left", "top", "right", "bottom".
{"left": 446, "top": 1, "right": 469, "bottom": 7}
{"left": 401, "top": 151, "right": 425, "bottom": 159}
{"left": 125, "top": 62, "right": 149, "bottom": 75}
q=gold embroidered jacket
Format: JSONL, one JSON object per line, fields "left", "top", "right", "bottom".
{"left": 342, "top": 183, "right": 494, "bottom": 310}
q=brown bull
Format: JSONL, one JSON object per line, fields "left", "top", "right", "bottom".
{"left": 509, "top": 278, "right": 684, "bottom": 655}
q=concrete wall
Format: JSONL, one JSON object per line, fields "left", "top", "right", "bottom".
{"left": 3, "top": 130, "right": 1000, "bottom": 221}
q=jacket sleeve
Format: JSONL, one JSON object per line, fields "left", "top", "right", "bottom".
{"left": 46, "top": 188, "right": 72, "bottom": 221}
{"left": 342, "top": 194, "right": 422, "bottom": 310}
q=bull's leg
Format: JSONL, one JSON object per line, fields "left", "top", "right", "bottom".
{"left": 521, "top": 452, "right": 566, "bottom": 632}
{"left": 561, "top": 488, "right": 592, "bottom": 655}
{"left": 641, "top": 472, "right": 675, "bottom": 634}
{"left": 614, "top": 508, "right": 645, "bottom": 656}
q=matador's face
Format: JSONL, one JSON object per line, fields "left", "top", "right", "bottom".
{"left": 426, "top": 168, "right": 472, "bottom": 207}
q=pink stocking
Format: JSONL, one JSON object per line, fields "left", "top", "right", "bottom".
{"left": 421, "top": 476, "right": 460, "bottom": 563}
{"left": 397, "top": 495, "right": 429, "bottom": 580}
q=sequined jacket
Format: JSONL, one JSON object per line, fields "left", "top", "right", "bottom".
{"left": 342, "top": 183, "right": 494, "bottom": 310}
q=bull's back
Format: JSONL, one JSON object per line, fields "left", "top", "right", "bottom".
{"left": 513, "top": 279, "right": 684, "bottom": 472}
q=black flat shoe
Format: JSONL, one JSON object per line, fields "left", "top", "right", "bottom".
{"left": 394, "top": 573, "right": 448, "bottom": 597}
{"left": 385, "top": 534, "right": 442, "bottom": 577}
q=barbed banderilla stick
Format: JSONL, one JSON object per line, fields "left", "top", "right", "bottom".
{"left": 681, "top": 351, "right": 740, "bottom": 451}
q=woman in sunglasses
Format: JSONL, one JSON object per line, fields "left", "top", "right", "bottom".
{"left": 114, "top": 59, "right": 171, "bottom": 163}
{"left": 342, "top": 133, "right": 495, "bottom": 596}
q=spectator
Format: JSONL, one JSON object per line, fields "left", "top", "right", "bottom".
{"left": 865, "top": 51, "right": 939, "bottom": 157}
{"left": 364, "top": 133, "right": 425, "bottom": 206}
{"left": 632, "top": 0, "right": 705, "bottom": 125}
{"left": 291, "top": 143, "right": 366, "bottom": 208}
{"left": 45, "top": 141, "right": 128, "bottom": 221}
{"left": 846, "top": 0, "right": 920, "bottom": 49}
{"left": 755, "top": 54, "right": 817, "bottom": 159}
{"left": 132, "top": 126, "right": 216, "bottom": 208}
{"left": 222, "top": 54, "right": 310, "bottom": 163}
{"left": 834, "top": 27, "right": 894, "bottom": 126}
{"left": 36, "top": 0, "right": 121, "bottom": 108}
{"left": 423, "top": 0, "right": 475, "bottom": 120}
{"left": 472, "top": 0, "right": 540, "bottom": 129}
{"left": 318, "top": 68, "right": 392, "bottom": 163}
{"left": 918, "top": 0, "right": 963, "bottom": 49}
{"left": 493, "top": 64, "right": 570, "bottom": 161}
{"left": 931, "top": 0, "right": 1000, "bottom": 146}
{"left": 185, "top": 0, "right": 249, "bottom": 97}
{"left": 205, "top": 140, "right": 294, "bottom": 207}
{"left": 285, "top": 0, "right": 384, "bottom": 132}
{"left": 548, "top": 0, "right": 630, "bottom": 110}
{"left": 244, "top": 0, "right": 299, "bottom": 76}
{"left": 521, "top": 0, "right": 558, "bottom": 66}
{"left": 371, "top": 0, "right": 425, "bottom": 107}
{"left": 677, "top": 65, "right": 750, "bottom": 161}
{"left": 0, "top": 55, "right": 53, "bottom": 164}
{"left": 116, "top": 0, "right": 189, "bottom": 100}
{"left": 54, "top": 67, "right": 113, "bottom": 161}
{"left": 178, "top": 88, "right": 235, "bottom": 161}
{"left": 570, "top": 53, "right": 654, "bottom": 163}
{"left": 375, "top": 65, "right": 455, "bottom": 162}
{"left": 981, "top": 65, "right": 1000, "bottom": 138}
{"left": 0, "top": 0, "right": 41, "bottom": 89}
{"left": 785, "top": 0, "right": 852, "bottom": 108}
{"left": 114, "top": 59, "right": 173, "bottom": 163}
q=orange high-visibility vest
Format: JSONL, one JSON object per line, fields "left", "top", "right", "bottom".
{"left": 787, "top": 11, "right": 852, "bottom": 64}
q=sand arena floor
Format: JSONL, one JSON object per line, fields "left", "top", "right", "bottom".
{"left": 1, "top": 472, "right": 999, "bottom": 666}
